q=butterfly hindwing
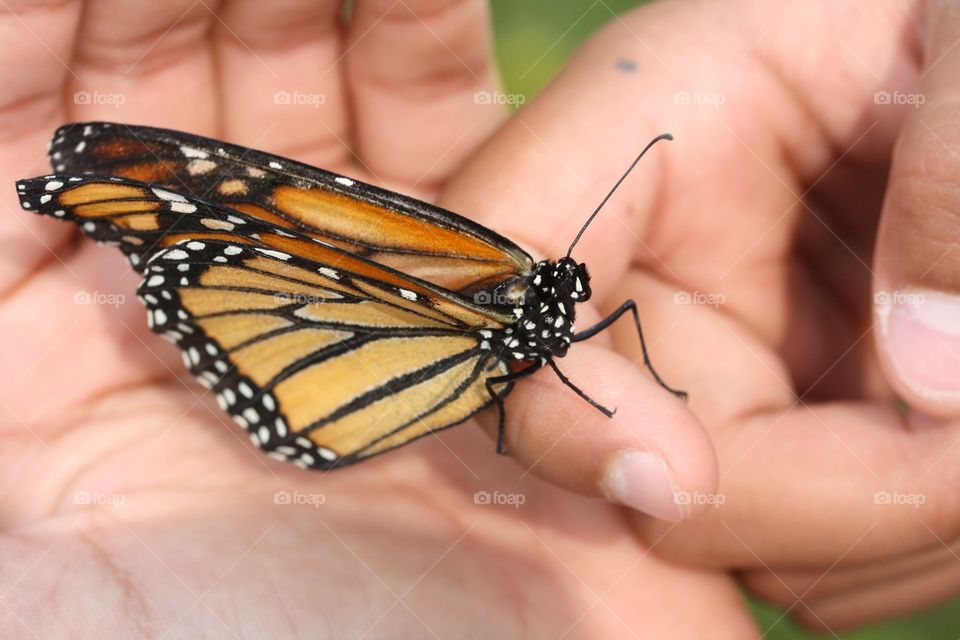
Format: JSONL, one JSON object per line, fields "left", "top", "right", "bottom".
{"left": 139, "top": 239, "right": 512, "bottom": 468}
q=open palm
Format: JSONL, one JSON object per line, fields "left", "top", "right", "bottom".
{"left": 0, "top": 1, "right": 750, "bottom": 638}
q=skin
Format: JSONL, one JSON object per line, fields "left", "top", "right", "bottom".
{"left": 0, "top": 0, "right": 958, "bottom": 637}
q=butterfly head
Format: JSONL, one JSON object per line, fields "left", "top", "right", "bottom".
{"left": 553, "top": 257, "right": 591, "bottom": 304}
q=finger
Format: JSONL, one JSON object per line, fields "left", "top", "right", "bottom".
{"left": 636, "top": 400, "right": 960, "bottom": 567}
{"left": 476, "top": 334, "right": 718, "bottom": 522}
{"left": 742, "top": 533, "right": 960, "bottom": 605}
{"left": 742, "top": 540, "right": 960, "bottom": 631}
{"left": 600, "top": 247, "right": 960, "bottom": 568}
{"left": 790, "top": 559, "right": 960, "bottom": 632}
{"left": 214, "top": 0, "right": 350, "bottom": 168}
{"left": 346, "top": 0, "right": 505, "bottom": 187}
{"left": 0, "top": 0, "right": 81, "bottom": 289}
{"left": 874, "top": 0, "right": 960, "bottom": 415}
{"left": 69, "top": 0, "right": 217, "bottom": 129}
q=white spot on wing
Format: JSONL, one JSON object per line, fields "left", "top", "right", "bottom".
{"left": 170, "top": 202, "right": 197, "bottom": 214}
{"left": 262, "top": 394, "right": 276, "bottom": 411}
{"left": 201, "top": 218, "right": 234, "bottom": 231}
{"left": 317, "top": 447, "right": 337, "bottom": 461}
{"left": 255, "top": 248, "right": 291, "bottom": 260}
{"left": 187, "top": 159, "right": 217, "bottom": 175}
{"left": 317, "top": 267, "right": 339, "bottom": 280}
{"left": 152, "top": 188, "right": 187, "bottom": 202}
{"left": 180, "top": 145, "right": 209, "bottom": 159}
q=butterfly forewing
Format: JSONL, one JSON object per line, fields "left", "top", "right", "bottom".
{"left": 16, "top": 174, "right": 516, "bottom": 329}
{"left": 48, "top": 122, "right": 534, "bottom": 296}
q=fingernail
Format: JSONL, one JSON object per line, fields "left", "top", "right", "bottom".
{"left": 877, "top": 288, "right": 960, "bottom": 398}
{"left": 602, "top": 450, "right": 686, "bottom": 520}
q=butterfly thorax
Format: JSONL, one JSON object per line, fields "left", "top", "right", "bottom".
{"left": 480, "top": 258, "right": 592, "bottom": 364}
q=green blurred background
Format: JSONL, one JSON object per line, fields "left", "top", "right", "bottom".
{"left": 487, "top": 0, "right": 960, "bottom": 638}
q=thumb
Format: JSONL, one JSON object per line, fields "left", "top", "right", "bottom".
{"left": 476, "top": 337, "right": 718, "bottom": 522}
{"left": 874, "top": 0, "right": 960, "bottom": 415}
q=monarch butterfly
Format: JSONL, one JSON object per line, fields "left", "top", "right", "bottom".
{"left": 16, "top": 123, "right": 683, "bottom": 470}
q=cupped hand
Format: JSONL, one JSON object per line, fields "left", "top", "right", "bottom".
{"left": 0, "top": 1, "right": 749, "bottom": 637}
{"left": 443, "top": 0, "right": 960, "bottom": 632}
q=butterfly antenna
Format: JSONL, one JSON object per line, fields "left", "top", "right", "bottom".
{"left": 566, "top": 133, "right": 673, "bottom": 258}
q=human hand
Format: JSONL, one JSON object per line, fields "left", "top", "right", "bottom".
{"left": 442, "top": 0, "right": 960, "bottom": 632}
{"left": 0, "top": 1, "right": 749, "bottom": 637}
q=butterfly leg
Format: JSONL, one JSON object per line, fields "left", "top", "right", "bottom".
{"left": 547, "top": 359, "right": 614, "bottom": 417}
{"left": 573, "top": 299, "right": 687, "bottom": 400}
{"left": 485, "top": 363, "right": 543, "bottom": 455}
